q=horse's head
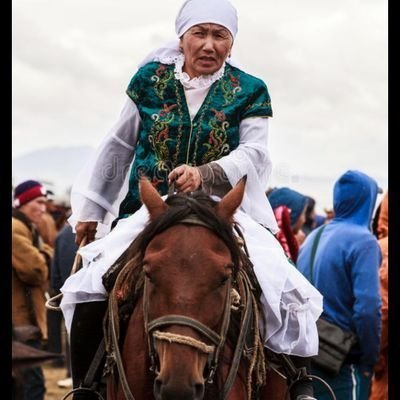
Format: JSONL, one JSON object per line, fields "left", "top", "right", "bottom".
{"left": 139, "top": 177, "right": 246, "bottom": 400}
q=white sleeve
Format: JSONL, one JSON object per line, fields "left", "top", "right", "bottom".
{"left": 214, "top": 117, "right": 278, "bottom": 232}
{"left": 68, "top": 96, "right": 141, "bottom": 235}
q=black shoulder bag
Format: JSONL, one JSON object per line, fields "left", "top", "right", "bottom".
{"left": 309, "top": 225, "right": 357, "bottom": 376}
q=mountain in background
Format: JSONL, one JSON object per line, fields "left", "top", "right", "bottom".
{"left": 10, "top": 145, "right": 340, "bottom": 210}
{"left": 12, "top": 145, "right": 387, "bottom": 213}
{"left": 12, "top": 146, "right": 95, "bottom": 196}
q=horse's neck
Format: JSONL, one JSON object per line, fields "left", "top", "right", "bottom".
{"left": 115, "top": 297, "right": 154, "bottom": 400}
{"left": 216, "top": 342, "right": 248, "bottom": 400}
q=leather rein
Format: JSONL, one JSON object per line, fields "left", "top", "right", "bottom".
{"left": 106, "top": 215, "right": 255, "bottom": 400}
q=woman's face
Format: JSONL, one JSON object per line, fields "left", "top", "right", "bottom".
{"left": 180, "top": 23, "right": 233, "bottom": 78}
{"left": 292, "top": 205, "right": 308, "bottom": 234}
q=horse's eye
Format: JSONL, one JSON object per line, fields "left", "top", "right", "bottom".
{"left": 219, "top": 275, "right": 229, "bottom": 287}
{"left": 225, "top": 263, "right": 234, "bottom": 271}
{"left": 145, "top": 273, "right": 158, "bottom": 286}
{"left": 144, "top": 270, "right": 153, "bottom": 281}
{"left": 143, "top": 264, "right": 155, "bottom": 283}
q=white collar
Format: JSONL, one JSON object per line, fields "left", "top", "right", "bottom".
{"left": 173, "top": 54, "right": 226, "bottom": 89}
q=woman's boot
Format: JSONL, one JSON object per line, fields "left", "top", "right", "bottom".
{"left": 288, "top": 355, "right": 315, "bottom": 400}
{"left": 70, "top": 301, "right": 108, "bottom": 400}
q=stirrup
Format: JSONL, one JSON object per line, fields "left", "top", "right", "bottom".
{"left": 61, "top": 387, "right": 105, "bottom": 400}
{"left": 45, "top": 236, "right": 87, "bottom": 312}
{"left": 45, "top": 292, "right": 63, "bottom": 311}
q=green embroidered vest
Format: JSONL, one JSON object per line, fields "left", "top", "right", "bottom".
{"left": 118, "top": 61, "right": 273, "bottom": 219}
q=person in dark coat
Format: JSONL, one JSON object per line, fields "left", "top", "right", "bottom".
{"left": 52, "top": 224, "right": 78, "bottom": 297}
{"left": 50, "top": 223, "right": 79, "bottom": 385}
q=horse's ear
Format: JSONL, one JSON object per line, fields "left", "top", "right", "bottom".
{"left": 215, "top": 175, "right": 247, "bottom": 222}
{"left": 139, "top": 177, "right": 168, "bottom": 220}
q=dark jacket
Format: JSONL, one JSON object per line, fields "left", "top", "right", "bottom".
{"left": 51, "top": 224, "right": 78, "bottom": 293}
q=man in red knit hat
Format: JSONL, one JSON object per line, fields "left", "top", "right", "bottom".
{"left": 12, "top": 180, "right": 54, "bottom": 400}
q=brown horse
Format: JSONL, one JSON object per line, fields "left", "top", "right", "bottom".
{"left": 105, "top": 177, "right": 288, "bottom": 400}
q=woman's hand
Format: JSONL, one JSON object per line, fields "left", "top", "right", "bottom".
{"left": 75, "top": 221, "right": 98, "bottom": 245}
{"left": 168, "top": 165, "right": 202, "bottom": 193}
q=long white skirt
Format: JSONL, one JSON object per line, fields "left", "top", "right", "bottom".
{"left": 60, "top": 200, "right": 322, "bottom": 357}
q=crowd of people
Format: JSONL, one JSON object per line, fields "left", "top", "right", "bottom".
{"left": 11, "top": 174, "right": 388, "bottom": 400}
{"left": 12, "top": 1, "right": 388, "bottom": 400}
{"left": 12, "top": 180, "right": 75, "bottom": 400}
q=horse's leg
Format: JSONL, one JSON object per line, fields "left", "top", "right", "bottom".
{"left": 259, "top": 368, "right": 289, "bottom": 400}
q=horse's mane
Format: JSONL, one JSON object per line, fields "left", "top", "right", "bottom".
{"left": 136, "top": 190, "right": 242, "bottom": 274}
{"left": 104, "top": 190, "right": 243, "bottom": 312}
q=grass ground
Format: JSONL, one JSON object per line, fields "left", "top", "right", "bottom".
{"left": 43, "top": 364, "right": 71, "bottom": 400}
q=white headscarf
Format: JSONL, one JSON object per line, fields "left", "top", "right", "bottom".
{"left": 138, "top": 0, "right": 238, "bottom": 68}
{"left": 175, "top": 0, "right": 238, "bottom": 39}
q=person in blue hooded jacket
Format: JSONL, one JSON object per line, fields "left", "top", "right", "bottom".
{"left": 297, "top": 170, "right": 382, "bottom": 400}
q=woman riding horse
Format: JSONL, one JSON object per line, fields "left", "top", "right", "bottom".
{"left": 60, "top": 0, "right": 323, "bottom": 398}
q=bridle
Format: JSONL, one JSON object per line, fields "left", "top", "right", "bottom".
{"left": 106, "top": 214, "right": 257, "bottom": 400}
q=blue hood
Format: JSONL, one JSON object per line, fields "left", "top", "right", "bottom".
{"left": 267, "top": 187, "right": 308, "bottom": 227}
{"left": 333, "top": 170, "right": 378, "bottom": 228}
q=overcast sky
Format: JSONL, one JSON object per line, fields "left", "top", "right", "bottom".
{"left": 12, "top": 0, "right": 388, "bottom": 209}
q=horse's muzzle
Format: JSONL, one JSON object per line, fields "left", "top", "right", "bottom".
{"left": 153, "top": 377, "right": 205, "bottom": 400}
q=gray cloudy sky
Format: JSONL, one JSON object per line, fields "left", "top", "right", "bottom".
{"left": 12, "top": 0, "right": 388, "bottom": 209}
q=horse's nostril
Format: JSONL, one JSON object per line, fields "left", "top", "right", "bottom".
{"left": 153, "top": 377, "right": 204, "bottom": 400}
{"left": 194, "top": 382, "right": 205, "bottom": 399}
{"left": 154, "top": 377, "right": 163, "bottom": 398}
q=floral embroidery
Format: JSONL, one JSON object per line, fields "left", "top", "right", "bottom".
{"left": 245, "top": 101, "right": 272, "bottom": 111}
{"left": 202, "top": 108, "right": 230, "bottom": 163}
{"left": 126, "top": 88, "right": 139, "bottom": 102}
{"left": 151, "top": 65, "right": 174, "bottom": 100}
{"left": 149, "top": 103, "right": 177, "bottom": 170}
{"left": 172, "top": 81, "right": 185, "bottom": 168}
{"left": 221, "top": 72, "right": 242, "bottom": 105}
